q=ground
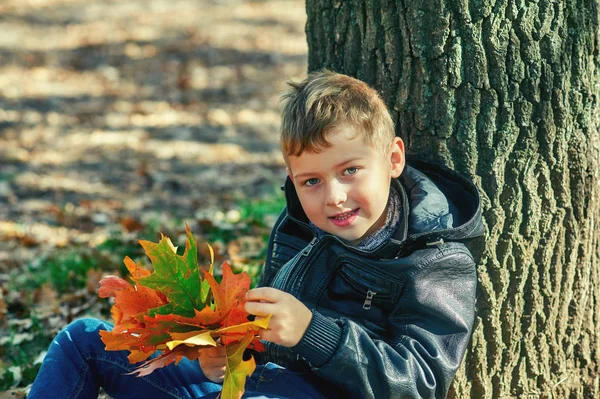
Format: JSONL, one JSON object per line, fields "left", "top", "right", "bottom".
{"left": 0, "top": 0, "right": 307, "bottom": 395}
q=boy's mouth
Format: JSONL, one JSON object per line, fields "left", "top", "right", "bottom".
{"left": 329, "top": 209, "right": 359, "bottom": 227}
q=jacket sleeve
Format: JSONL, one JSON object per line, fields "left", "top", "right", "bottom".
{"left": 292, "top": 246, "right": 477, "bottom": 399}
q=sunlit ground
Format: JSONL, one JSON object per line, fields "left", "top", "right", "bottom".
{"left": 0, "top": 0, "right": 308, "bottom": 265}
{"left": 0, "top": 0, "right": 307, "bottom": 392}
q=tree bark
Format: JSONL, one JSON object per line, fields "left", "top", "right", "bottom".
{"left": 305, "top": 0, "right": 600, "bottom": 397}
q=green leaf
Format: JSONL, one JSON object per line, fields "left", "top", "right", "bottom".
{"left": 222, "top": 330, "right": 256, "bottom": 399}
{"left": 147, "top": 303, "right": 175, "bottom": 317}
{"left": 135, "top": 226, "right": 202, "bottom": 317}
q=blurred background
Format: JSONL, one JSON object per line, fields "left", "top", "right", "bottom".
{"left": 0, "top": 0, "right": 307, "bottom": 393}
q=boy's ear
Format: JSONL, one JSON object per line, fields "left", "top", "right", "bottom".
{"left": 286, "top": 167, "right": 294, "bottom": 182}
{"left": 389, "top": 137, "right": 405, "bottom": 178}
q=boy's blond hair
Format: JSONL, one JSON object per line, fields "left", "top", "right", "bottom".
{"left": 280, "top": 70, "right": 395, "bottom": 159}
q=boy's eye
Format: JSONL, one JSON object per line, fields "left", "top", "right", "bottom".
{"left": 304, "top": 178, "right": 320, "bottom": 186}
{"left": 344, "top": 167, "right": 358, "bottom": 175}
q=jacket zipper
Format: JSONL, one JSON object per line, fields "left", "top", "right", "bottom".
{"left": 363, "top": 290, "right": 376, "bottom": 310}
{"left": 281, "top": 237, "right": 319, "bottom": 293}
{"left": 270, "top": 236, "right": 318, "bottom": 367}
{"left": 269, "top": 237, "right": 318, "bottom": 290}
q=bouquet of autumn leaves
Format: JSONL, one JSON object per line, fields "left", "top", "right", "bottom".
{"left": 98, "top": 225, "right": 270, "bottom": 398}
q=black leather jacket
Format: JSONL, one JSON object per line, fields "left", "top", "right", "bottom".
{"left": 258, "top": 160, "right": 484, "bottom": 399}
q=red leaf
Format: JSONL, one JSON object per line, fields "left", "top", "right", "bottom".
{"left": 98, "top": 276, "right": 131, "bottom": 298}
{"left": 128, "top": 345, "right": 203, "bottom": 377}
{"left": 203, "top": 262, "right": 250, "bottom": 326}
{"left": 98, "top": 274, "right": 167, "bottom": 325}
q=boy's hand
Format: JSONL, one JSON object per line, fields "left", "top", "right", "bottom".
{"left": 198, "top": 345, "right": 227, "bottom": 383}
{"left": 244, "top": 287, "right": 312, "bottom": 347}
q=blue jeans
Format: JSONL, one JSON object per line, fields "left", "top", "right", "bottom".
{"left": 28, "top": 318, "right": 331, "bottom": 399}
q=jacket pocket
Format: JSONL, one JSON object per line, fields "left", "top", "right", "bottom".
{"left": 319, "top": 265, "right": 397, "bottom": 339}
{"left": 337, "top": 269, "right": 393, "bottom": 305}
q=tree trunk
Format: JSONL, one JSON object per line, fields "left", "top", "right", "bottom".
{"left": 305, "top": 0, "right": 600, "bottom": 397}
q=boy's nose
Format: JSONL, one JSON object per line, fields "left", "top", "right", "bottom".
{"left": 325, "top": 182, "right": 347, "bottom": 206}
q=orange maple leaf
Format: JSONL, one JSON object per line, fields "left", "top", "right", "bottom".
{"left": 98, "top": 274, "right": 167, "bottom": 325}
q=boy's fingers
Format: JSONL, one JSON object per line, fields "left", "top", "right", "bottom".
{"left": 246, "top": 287, "right": 284, "bottom": 302}
{"left": 201, "top": 345, "right": 226, "bottom": 358}
{"left": 244, "top": 300, "right": 276, "bottom": 316}
{"left": 216, "top": 345, "right": 226, "bottom": 356}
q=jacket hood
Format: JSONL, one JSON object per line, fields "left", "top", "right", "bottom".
{"left": 283, "top": 158, "right": 484, "bottom": 253}
{"left": 398, "top": 159, "right": 484, "bottom": 243}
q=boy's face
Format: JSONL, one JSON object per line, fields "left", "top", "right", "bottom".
{"left": 286, "top": 125, "right": 405, "bottom": 245}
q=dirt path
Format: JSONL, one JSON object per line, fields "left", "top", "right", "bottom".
{"left": 0, "top": 0, "right": 308, "bottom": 269}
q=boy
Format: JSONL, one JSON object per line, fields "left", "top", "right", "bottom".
{"left": 242, "top": 70, "right": 483, "bottom": 398}
{"left": 29, "top": 71, "right": 482, "bottom": 399}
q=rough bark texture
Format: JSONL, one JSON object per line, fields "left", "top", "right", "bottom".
{"left": 306, "top": 0, "right": 600, "bottom": 397}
